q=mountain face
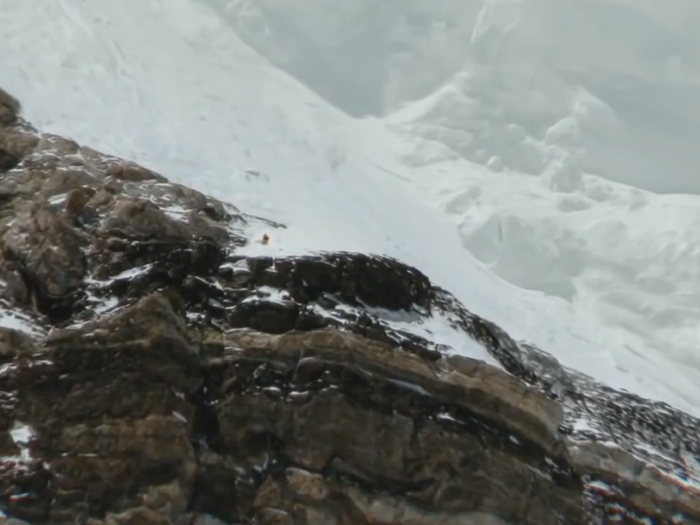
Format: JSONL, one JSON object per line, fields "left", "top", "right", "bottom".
{"left": 5, "top": 0, "right": 700, "bottom": 417}
{"left": 191, "top": 0, "right": 700, "bottom": 410}
{"left": 207, "top": 0, "right": 700, "bottom": 194}
{"left": 1, "top": 89, "right": 700, "bottom": 524}
{"left": 4, "top": 0, "right": 700, "bottom": 522}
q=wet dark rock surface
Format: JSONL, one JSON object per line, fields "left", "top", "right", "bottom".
{"left": 0, "top": 88, "right": 698, "bottom": 524}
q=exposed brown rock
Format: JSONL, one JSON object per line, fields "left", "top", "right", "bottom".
{"left": 0, "top": 87, "right": 698, "bottom": 525}
{"left": 0, "top": 87, "right": 21, "bottom": 126}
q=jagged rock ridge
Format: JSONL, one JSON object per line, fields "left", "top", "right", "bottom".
{"left": 0, "top": 88, "right": 698, "bottom": 524}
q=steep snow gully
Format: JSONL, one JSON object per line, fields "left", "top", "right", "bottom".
{"left": 3, "top": 0, "right": 700, "bottom": 418}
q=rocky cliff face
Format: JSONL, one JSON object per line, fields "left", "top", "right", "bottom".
{"left": 0, "top": 89, "right": 698, "bottom": 525}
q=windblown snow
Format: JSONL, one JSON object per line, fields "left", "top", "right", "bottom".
{"left": 3, "top": 0, "right": 700, "bottom": 417}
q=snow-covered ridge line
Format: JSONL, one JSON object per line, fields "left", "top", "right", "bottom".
{"left": 5, "top": 107, "right": 699, "bottom": 510}
{"left": 2, "top": 83, "right": 700, "bottom": 520}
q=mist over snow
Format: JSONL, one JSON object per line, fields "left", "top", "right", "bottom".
{"left": 4, "top": 0, "right": 700, "bottom": 415}
{"left": 210, "top": 0, "right": 700, "bottom": 193}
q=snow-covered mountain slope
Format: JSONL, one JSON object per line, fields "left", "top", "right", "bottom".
{"left": 201, "top": 0, "right": 700, "bottom": 407}
{"left": 205, "top": 0, "right": 700, "bottom": 194}
{"left": 3, "top": 0, "right": 700, "bottom": 419}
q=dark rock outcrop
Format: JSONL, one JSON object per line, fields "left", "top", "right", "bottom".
{"left": 0, "top": 87, "right": 698, "bottom": 524}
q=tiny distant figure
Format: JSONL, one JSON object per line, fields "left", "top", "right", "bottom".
{"left": 261, "top": 233, "right": 270, "bottom": 245}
